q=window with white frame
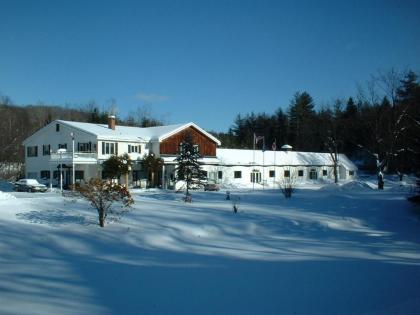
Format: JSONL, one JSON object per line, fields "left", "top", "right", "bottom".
{"left": 309, "top": 169, "right": 318, "bottom": 180}
{"left": 101, "top": 142, "right": 118, "bottom": 155}
{"left": 251, "top": 170, "right": 261, "bottom": 183}
{"left": 128, "top": 144, "right": 141, "bottom": 154}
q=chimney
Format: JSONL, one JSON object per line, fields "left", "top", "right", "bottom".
{"left": 108, "top": 115, "right": 116, "bottom": 130}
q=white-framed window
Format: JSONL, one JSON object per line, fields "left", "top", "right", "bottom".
{"left": 309, "top": 169, "right": 318, "bottom": 180}
{"left": 251, "top": 170, "right": 261, "bottom": 183}
{"left": 322, "top": 169, "right": 327, "bottom": 176}
{"left": 43, "top": 145, "right": 51, "bottom": 156}
{"left": 128, "top": 144, "right": 141, "bottom": 154}
{"left": 101, "top": 142, "right": 118, "bottom": 155}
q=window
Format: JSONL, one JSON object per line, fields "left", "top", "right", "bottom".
{"left": 42, "top": 145, "right": 50, "bottom": 156}
{"left": 75, "top": 171, "right": 84, "bottom": 182}
{"left": 101, "top": 142, "right": 118, "bottom": 155}
{"left": 40, "top": 170, "right": 50, "bottom": 179}
{"left": 269, "top": 170, "right": 275, "bottom": 178}
{"left": 322, "top": 170, "right": 327, "bottom": 176}
{"left": 56, "top": 124, "right": 60, "bottom": 132}
{"left": 27, "top": 146, "right": 38, "bottom": 157}
{"left": 284, "top": 170, "right": 290, "bottom": 177}
{"left": 128, "top": 144, "right": 141, "bottom": 154}
{"left": 53, "top": 170, "right": 60, "bottom": 179}
{"left": 309, "top": 169, "right": 318, "bottom": 180}
{"left": 218, "top": 171, "right": 223, "bottom": 179}
{"left": 251, "top": 170, "right": 261, "bottom": 183}
{"left": 58, "top": 143, "right": 67, "bottom": 150}
{"left": 349, "top": 170, "right": 355, "bottom": 176}
{"left": 298, "top": 170, "right": 304, "bottom": 177}
{"left": 78, "top": 142, "right": 92, "bottom": 152}
{"left": 234, "top": 171, "right": 242, "bottom": 179}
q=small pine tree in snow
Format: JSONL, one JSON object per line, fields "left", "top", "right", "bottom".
{"left": 175, "top": 132, "right": 207, "bottom": 201}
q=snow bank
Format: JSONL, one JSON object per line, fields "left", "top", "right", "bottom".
{"left": 319, "top": 180, "right": 374, "bottom": 192}
{"left": 340, "top": 180, "right": 374, "bottom": 191}
{"left": 0, "top": 191, "right": 15, "bottom": 200}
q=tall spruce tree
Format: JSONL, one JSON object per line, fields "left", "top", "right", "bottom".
{"left": 175, "top": 133, "right": 207, "bottom": 201}
{"left": 288, "top": 91, "right": 316, "bottom": 151}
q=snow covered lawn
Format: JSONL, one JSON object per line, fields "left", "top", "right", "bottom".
{"left": 1, "top": 182, "right": 420, "bottom": 314}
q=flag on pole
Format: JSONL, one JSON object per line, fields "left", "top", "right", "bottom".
{"left": 255, "top": 134, "right": 264, "bottom": 144}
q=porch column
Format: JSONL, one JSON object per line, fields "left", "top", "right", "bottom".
{"left": 49, "top": 163, "right": 53, "bottom": 190}
{"left": 162, "top": 164, "right": 166, "bottom": 189}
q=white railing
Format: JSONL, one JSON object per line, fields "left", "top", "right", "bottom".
{"left": 50, "top": 151, "right": 97, "bottom": 161}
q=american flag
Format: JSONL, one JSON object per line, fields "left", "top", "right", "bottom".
{"left": 254, "top": 134, "right": 264, "bottom": 144}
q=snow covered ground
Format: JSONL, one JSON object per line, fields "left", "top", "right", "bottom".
{"left": 1, "top": 178, "right": 420, "bottom": 314}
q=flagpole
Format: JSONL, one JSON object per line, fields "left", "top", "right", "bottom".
{"left": 273, "top": 139, "right": 276, "bottom": 188}
{"left": 262, "top": 137, "right": 265, "bottom": 190}
{"left": 253, "top": 133, "right": 255, "bottom": 190}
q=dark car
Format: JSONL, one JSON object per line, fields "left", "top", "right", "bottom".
{"left": 204, "top": 183, "right": 220, "bottom": 191}
{"left": 13, "top": 179, "right": 48, "bottom": 192}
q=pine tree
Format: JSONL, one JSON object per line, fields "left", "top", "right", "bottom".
{"left": 175, "top": 133, "right": 207, "bottom": 201}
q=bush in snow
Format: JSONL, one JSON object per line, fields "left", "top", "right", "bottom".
{"left": 280, "top": 167, "right": 296, "bottom": 198}
{"left": 231, "top": 195, "right": 240, "bottom": 213}
{"left": 77, "top": 178, "right": 134, "bottom": 227}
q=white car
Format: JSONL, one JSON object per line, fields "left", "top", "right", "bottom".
{"left": 13, "top": 179, "right": 48, "bottom": 193}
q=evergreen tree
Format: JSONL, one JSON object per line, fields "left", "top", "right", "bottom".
{"left": 288, "top": 91, "right": 316, "bottom": 151}
{"left": 175, "top": 133, "right": 207, "bottom": 201}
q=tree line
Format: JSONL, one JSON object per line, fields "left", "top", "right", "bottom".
{"left": 1, "top": 68, "right": 419, "bottom": 177}
{"left": 213, "top": 69, "right": 420, "bottom": 173}
{"left": 0, "top": 98, "right": 164, "bottom": 166}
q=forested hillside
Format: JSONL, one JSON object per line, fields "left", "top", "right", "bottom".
{"left": 0, "top": 99, "right": 163, "bottom": 179}
{"left": 1, "top": 69, "right": 419, "bottom": 178}
{"left": 213, "top": 70, "right": 420, "bottom": 173}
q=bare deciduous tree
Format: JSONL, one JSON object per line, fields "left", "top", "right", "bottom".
{"left": 77, "top": 178, "right": 134, "bottom": 227}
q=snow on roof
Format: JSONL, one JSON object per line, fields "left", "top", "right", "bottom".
{"left": 216, "top": 149, "right": 357, "bottom": 170}
{"left": 57, "top": 120, "right": 220, "bottom": 144}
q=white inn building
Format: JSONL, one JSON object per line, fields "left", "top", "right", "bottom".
{"left": 22, "top": 117, "right": 357, "bottom": 189}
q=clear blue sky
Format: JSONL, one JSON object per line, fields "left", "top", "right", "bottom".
{"left": 0, "top": 0, "right": 419, "bottom": 131}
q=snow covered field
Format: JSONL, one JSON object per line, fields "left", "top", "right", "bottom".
{"left": 1, "top": 179, "right": 420, "bottom": 314}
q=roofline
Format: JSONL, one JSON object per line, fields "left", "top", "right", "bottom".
{"left": 56, "top": 120, "right": 98, "bottom": 137}
{"left": 158, "top": 122, "right": 221, "bottom": 145}
{"left": 23, "top": 120, "right": 95, "bottom": 145}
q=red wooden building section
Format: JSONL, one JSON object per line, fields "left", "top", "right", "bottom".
{"left": 159, "top": 126, "right": 217, "bottom": 157}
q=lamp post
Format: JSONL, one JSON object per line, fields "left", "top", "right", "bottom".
{"left": 70, "top": 132, "right": 75, "bottom": 190}
{"left": 57, "top": 148, "right": 67, "bottom": 194}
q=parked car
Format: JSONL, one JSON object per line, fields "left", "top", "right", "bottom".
{"left": 204, "top": 183, "right": 220, "bottom": 191}
{"left": 13, "top": 179, "right": 48, "bottom": 192}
